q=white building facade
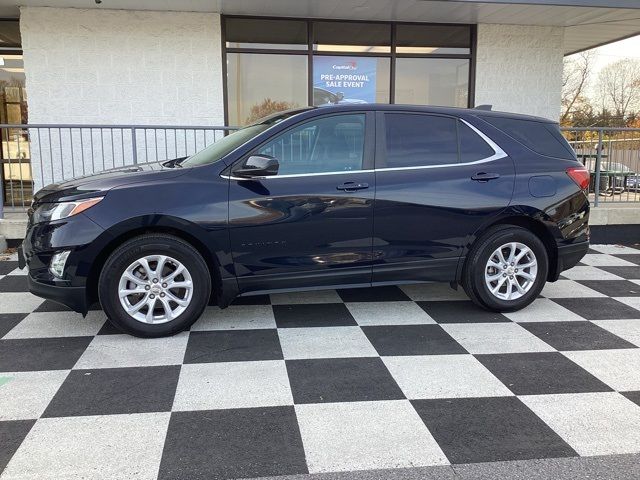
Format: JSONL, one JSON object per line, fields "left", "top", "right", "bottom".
{"left": 0, "top": 0, "right": 639, "bottom": 194}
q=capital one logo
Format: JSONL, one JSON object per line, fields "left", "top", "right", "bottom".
{"left": 332, "top": 61, "right": 357, "bottom": 70}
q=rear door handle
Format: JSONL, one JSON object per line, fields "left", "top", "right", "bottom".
{"left": 336, "top": 182, "right": 369, "bottom": 191}
{"left": 471, "top": 172, "right": 501, "bottom": 182}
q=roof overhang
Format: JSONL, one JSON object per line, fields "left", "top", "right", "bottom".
{"left": 2, "top": 0, "right": 639, "bottom": 55}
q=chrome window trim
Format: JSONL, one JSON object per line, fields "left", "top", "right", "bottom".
{"left": 221, "top": 117, "right": 507, "bottom": 180}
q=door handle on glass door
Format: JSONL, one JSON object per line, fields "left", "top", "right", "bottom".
{"left": 336, "top": 182, "right": 369, "bottom": 192}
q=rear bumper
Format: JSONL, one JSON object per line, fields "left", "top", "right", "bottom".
{"left": 552, "top": 240, "right": 589, "bottom": 280}
{"left": 27, "top": 274, "right": 89, "bottom": 314}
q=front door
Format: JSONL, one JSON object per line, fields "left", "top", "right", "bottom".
{"left": 228, "top": 112, "right": 376, "bottom": 293}
{"left": 372, "top": 111, "right": 515, "bottom": 283}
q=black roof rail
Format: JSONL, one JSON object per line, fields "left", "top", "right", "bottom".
{"left": 474, "top": 105, "right": 493, "bottom": 111}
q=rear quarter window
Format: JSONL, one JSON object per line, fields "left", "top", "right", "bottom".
{"left": 480, "top": 116, "right": 575, "bottom": 160}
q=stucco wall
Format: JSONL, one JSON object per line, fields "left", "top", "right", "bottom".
{"left": 20, "top": 7, "right": 224, "bottom": 125}
{"left": 474, "top": 24, "right": 565, "bottom": 121}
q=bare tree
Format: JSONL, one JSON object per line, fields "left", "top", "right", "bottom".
{"left": 561, "top": 51, "right": 594, "bottom": 125}
{"left": 596, "top": 58, "right": 640, "bottom": 123}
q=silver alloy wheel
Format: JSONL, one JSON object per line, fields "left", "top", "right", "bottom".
{"left": 118, "top": 255, "right": 193, "bottom": 324}
{"left": 484, "top": 242, "right": 538, "bottom": 301}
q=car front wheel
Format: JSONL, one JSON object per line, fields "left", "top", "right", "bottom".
{"left": 462, "top": 225, "right": 548, "bottom": 312}
{"left": 98, "top": 234, "right": 211, "bottom": 337}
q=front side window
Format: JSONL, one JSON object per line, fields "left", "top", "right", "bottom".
{"left": 384, "top": 114, "right": 458, "bottom": 168}
{"left": 256, "top": 114, "right": 365, "bottom": 175}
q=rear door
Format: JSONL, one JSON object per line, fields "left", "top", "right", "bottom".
{"left": 372, "top": 111, "right": 515, "bottom": 283}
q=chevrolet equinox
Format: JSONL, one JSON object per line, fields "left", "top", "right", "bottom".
{"left": 19, "top": 105, "right": 590, "bottom": 337}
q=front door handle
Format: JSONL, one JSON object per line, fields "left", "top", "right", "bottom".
{"left": 471, "top": 172, "right": 501, "bottom": 182}
{"left": 336, "top": 182, "right": 369, "bottom": 192}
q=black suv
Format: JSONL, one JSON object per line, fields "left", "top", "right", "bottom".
{"left": 20, "top": 105, "right": 590, "bottom": 337}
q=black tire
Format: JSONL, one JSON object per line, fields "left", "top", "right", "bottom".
{"left": 98, "top": 234, "right": 211, "bottom": 337}
{"left": 462, "top": 225, "right": 548, "bottom": 312}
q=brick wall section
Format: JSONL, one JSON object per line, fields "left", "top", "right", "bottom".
{"left": 20, "top": 7, "right": 225, "bottom": 126}
{"left": 475, "top": 24, "right": 565, "bottom": 121}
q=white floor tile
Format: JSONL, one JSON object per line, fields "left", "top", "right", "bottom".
{"left": 383, "top": 355, "right": 512, "bottom": 399}
{"left": 0, "top": 370, "right": 69, "bottom": 420}
{"left": 173, "top": 360, "right": 293, "bottom": 411}
{"left": 2, "top": 311, "right": 107, "bottom": 339}
{"left": 295, "top": 400, "right": 448, "bottom": 473}
{"left": 504, "top": 298, "right": 587, "bottom": 323}
{"left": 521, "top": 392, "right": 640, "bottom": 456}
{"left": 1, "top": 412, "right": 170, "bottom": 480}
{"left": 593, "top": 319, "right": 640, "bottom": 347}
{"left": 74, "top": 333, "right": 189, "bottom": 369}
{"left": 562, "top": 266, "right": 623, "bottom": 281}
{"left": 590, "top": 245, "right": 640, "bottom": 255}
{"left": 614, "top": 297, "right": 640, "bottom": 312}
{"left": 563, "top": 348, "right": 640, "bottom": 391}
{"left": 541, "top": 280, "right": 606, "bottom": 299}
{"left": 580, "top": 254, "right": 636, "bottom": 267}
{"left": 441, "top": 323, "right": 556, "bottom": 354}
{"left": 191, "top": 305, "right": 276, "bottom": 331}
{"left": 0, "top": 292, "right": 44, "bottom": 314}
{"left": 346, "top": 301, "right": 436, "bottom": 326}
{"left": 278, "top": 327, "right": 377, "bottom": 359}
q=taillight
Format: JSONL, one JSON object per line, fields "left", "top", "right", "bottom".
{"left": 566, "top": 166, "right": 590, "bottom": 191}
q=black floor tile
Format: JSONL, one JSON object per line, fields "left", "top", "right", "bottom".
{"left": 0, "top": 313, "right": 27, "bottom": 338}
{"left": 476, "top": 352, "right": 612, "bottom": 395}
{"left": 42, "top": 366, "right": 181, "bottom": 417}
{"left": 96, "top": 319, "right": 121, "bottom": 335}
{"left": 0, "top": 262, "right": 19, "bottom": 275}
{"left": 337, "top": 286, "right": 410, "bottom": 302}
{"left": 183, "top": 330, "right": 283, "bottom": 363}
{"left": 0, "top": 276, "right": 28, "bottom": 292}
{"left": 598, "top": 266, "right": 640, "bottom": 280}
{"left": 362, "top": 324, "right": 467, "bottom": 356}
{"left": 286, "top": 357, "right": 404, "bottom": 404}
{"left": 273, "top": 304, "right": 357, "bottom": 328}
{"left": 159, "top": 407, "right": 308, "bottom": 480}
{"left": 231, "top": 295, "right": 271, "bottom": 305}
{"left": 520, "top": 321, "right": 637, "bottom": 351}
{"left": 0, "top": 337, "right": 93, "bottom": 371}
{"left": 552, "top": 298, "right": 640, "bottom": 320}
{"left": 622, "top": 391, "right": 640, "bottom": 408}
{"left": 418, "top": 301, "right": 511, "bottom": 324}
{"left": 578, "top": 280, "right": 640, "bottom": 297}
{"left": 412, "top": 397, "right": 577, "bottom": 464}
{"left": 0, "top": 420, "right": 35, "bottom": 472}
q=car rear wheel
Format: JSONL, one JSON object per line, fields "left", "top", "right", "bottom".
{"left": 462, "top": 225, "right": 548, "bottom": 312}
{"left": 99, "top": 234, "right": 211, "bottom": 337}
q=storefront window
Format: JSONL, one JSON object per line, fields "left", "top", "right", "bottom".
{"left": 395, "top": 58, "right": 469, "bottom": 107}
{"left": 0, "top": 19, "right": 30, "bottom": 207}
{"left": 224, "top": 18, "right": 473, "bottom": 124}
{"left": 227, "top": 53, "right": 308, "bottom": 126}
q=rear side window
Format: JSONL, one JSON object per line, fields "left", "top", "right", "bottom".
{"left": 480, "top": 116, "right": 575, "bottom": 160}
{"left": 384, "top": 114, "right": 458, "bottom": 167}
{"left": 383, "top": 113, "right": 496, "bottom": 168}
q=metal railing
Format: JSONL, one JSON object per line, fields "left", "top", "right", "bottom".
{"left": 0, "top": 123, "right": 238, "bottom": 217}
{"left": 1, "top": 124, "right": 639, "bottom": 218}
{"left": 562, "top": 127, "right": 640, "bottom": 207}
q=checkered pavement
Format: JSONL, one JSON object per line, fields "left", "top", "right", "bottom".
{"left": 0, "top": 244, "right": 640, "bottom": 479}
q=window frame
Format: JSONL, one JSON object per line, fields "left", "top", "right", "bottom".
{"left": 221, "top": 16, "right": 477, "bottom": 126}
{"left": 228, "top": 111, "right": 376, "bottom": 179}
{"left": 375, "top": 111, "right": 505, "bottom": 171}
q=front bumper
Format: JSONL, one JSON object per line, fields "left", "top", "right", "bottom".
{"left": 27, "top": 273, "right": 89, "bottom": 313}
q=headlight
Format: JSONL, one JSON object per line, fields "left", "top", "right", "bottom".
{"left": 32, "top": 197, "right": 103, "bottom": 224}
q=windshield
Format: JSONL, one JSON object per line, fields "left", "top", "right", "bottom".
{"left": 180, "top": 108, "right": 311, "bottom": 167}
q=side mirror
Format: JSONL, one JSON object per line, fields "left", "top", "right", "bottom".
{"left": 233, "top": 154, "right": 279, "bottom": 178}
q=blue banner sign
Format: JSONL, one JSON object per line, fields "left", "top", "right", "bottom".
{"left": 313, "top": 56, "right": 377, "bottom": 105}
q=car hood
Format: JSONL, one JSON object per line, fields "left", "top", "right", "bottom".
{"left": 33, "top": 160, "right": 187, "bottom": 204}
